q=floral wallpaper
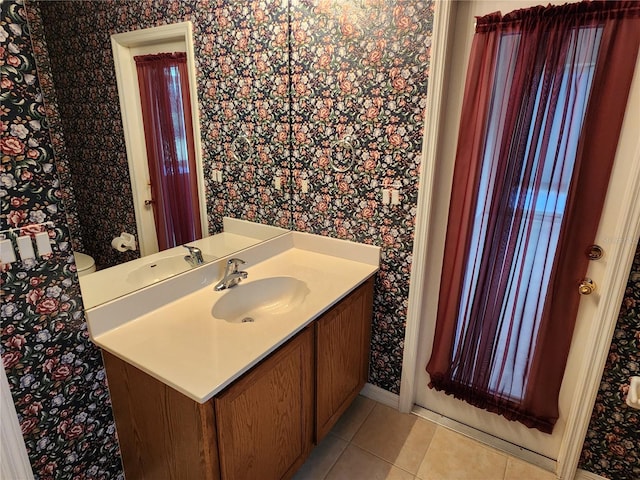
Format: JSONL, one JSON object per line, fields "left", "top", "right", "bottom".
{"left": 31, "top": 0, "right": 434, "bottom": 393}
{"left": 195, "top": 0, "right": 292, "bottom": 232}
{"left": 23, "top": 2, "right": 85, "bottom": 256}
{"left": 579, "top": 239, "right": 640, "bottom": 480}
{"left": 1, "top": 1, "right": 124, "bottom": 478}
{"left": 288, "top": 0, "right": 433, "bottom": 392}
{"left": 4, "top": 0, "right": 638, "bottom": 478}
{"left": 33, "top": 0, "right": 291, "bottom": 269}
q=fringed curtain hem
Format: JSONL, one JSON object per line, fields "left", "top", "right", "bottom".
{"left": 428, "top": 375, "right": 555, "bottom": 434}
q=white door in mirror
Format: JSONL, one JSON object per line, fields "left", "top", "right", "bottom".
{"left": 626, "top": 376, "right": 640, "bottom": 409}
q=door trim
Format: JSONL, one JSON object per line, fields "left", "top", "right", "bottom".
{"left": 556, "top": 135, "right": 640, "bottom": 479}
{"left": 400, "top": 2, "right": 640, "bottom": 478}
{"left": 111, "top": 22, "right": 208, "bottom": 256}
{"left": 1, "top": 362, "right": 34, "bottom": 479}
{"left": 399, "top": 0, "right": 454, "bottom": 413}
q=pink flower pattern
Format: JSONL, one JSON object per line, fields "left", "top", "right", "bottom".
{"left": 1, "top": 1, "right": 123, "bottom": 478}
{"left": 2, "top": 0, "right": 637, "bottom": 478}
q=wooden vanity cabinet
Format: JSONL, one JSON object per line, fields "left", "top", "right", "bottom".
{"left": 214, "top": 326, "right": 314, "bottom": 480}
{"left": 103, "top": 277, "right": 374, "bottom": 480}
{"left": 315, "top": 277, "right": 374, "bottom": 441}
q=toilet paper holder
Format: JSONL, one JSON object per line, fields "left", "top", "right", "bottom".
{"left": 626, "top": 376, "right": 640, "bottom": 410}
{"left": 111, "top": 232, "right": 137, "bottom": 252}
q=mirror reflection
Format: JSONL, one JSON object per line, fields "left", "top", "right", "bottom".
{"left": 134, "top": 51, "right": 203, "bottom": 252}
{"left": 27, "top": 0, "right": 293, "bottom": 306}
{"left": 79, "top": 217, "right": 288, "bottom": 309}
{"left": 110, "top": 22, "right": 208, "bottom": 257}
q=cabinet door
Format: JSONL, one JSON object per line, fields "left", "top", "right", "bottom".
{"left": 315, "top": 277, "right": 374, "bottom": 441}
{"left": 103, "top": 351, "right": 220, "bottom": 480}
{"left": 215, "top": 327, "right": 314, "bottom": 480}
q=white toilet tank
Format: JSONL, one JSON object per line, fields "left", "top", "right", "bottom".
{"left": 74, "top": 252, "right": 96, "bottom": 276}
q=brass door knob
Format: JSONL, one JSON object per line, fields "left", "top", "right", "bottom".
{"left": 578, "top": 278, "right": 596, "bottom": 295}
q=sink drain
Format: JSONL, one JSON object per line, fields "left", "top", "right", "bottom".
{"left": 241, "top": 317, "right": 255, "bottom": 323}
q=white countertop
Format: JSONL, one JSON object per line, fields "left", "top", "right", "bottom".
{"left": 87, "top": 232, "right": 379, "bottom": 403}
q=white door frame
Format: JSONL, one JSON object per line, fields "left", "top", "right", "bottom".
{"left": 400, "top": 1, "right": 640, "bottom": 478}
{"left": 111, "top": 22, "right": 208, "bottom": 256}
{"left": 1, "top": 362, "right": 35, "bottom": 479}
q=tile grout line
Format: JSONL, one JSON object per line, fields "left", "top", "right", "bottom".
{"left": 412, "top": 422, "right": 440, "bottom": 480}
{"left": 345, "top": 402, "right": 437, "bottom": 478}
{"left": 349, "top": 400, "right": 378, "bottom": 441}
{"left": 321, "top": 440, "right": 347, "bottom": 480}
{"left": 316, "top": 397, "right": 553, "bottom": 480}
{"left": 348, "top": 442, "right": 417, "bottom": 476}
{"left": 322, "top": 400, "right": 379, "bottom": 479}
{"left": 501, "top": 454, "right": 510, "bottom": 480}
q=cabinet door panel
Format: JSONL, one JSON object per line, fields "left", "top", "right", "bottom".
{"left": 215, "top": 327, "right": 314, "bottom": 480}
{"left": 316, "top": 278, "right": 374, "bottom": 441}
{"left": 103, "top": 351, "right": 219, "bottom": 480}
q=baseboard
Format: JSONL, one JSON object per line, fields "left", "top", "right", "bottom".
{"left": 574, "top": 469, "right": 609, "bottom": 480}
{"left": 360, "top": 383, "right": 399, "bottom": 409}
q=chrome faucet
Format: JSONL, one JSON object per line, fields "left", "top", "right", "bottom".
{"left": 183, "top": 245, "right": 204, "bottom": 268}
{"left": 214, "top": 258, "right": 248, "bottom": 291}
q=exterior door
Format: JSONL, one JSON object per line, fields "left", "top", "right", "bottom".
{"left": 413, "top": 0, "right": 640, "bottom": 461}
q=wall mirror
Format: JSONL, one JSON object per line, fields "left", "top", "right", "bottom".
{"left": 27, "top": 1, "right": 293, "bottom": 307}
{"left": 111, "top": 22, "right": 209, "bottom": 258}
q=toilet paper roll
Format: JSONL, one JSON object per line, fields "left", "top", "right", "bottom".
{"left": 626, "top": 376, "right": 640, "bottom": 410}
{"left": 111, "top": 237, "right": 128, "bottom": 252}
{"left": 111, "top": 232, "right": 137, "bottom": 252}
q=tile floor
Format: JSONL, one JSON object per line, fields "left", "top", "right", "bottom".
{"left": 294, "top": 396, "right": 558, "bottom": 480}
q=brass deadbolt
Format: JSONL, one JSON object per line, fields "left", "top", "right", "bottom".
{"left": 586, "top": 244, "right": 604, "bottom": 261}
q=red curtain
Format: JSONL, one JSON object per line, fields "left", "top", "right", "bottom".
{"left": 426, "top": 1, "right": 640, "bottom": 433}
{"left": 134, "top": 52, "right": 202, "bottom": 251}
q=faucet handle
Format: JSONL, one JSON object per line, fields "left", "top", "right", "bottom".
{"left": 227, "top": 258, "right": 246, "bottom": 272}
{"left": 214, "top": 258, "right": 248, "bottom": 291}
{"left": 183, "top": 245, "right": 204, "bottom": 265}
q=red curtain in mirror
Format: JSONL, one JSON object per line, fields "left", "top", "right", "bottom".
{"left": 426, "top": 1, "right": 640, "bottom": 433}
{"left": 134, "top": 52, "right": 202, "bottom": 251}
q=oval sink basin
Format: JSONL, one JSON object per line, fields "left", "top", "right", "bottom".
{"left": 212, "top": 276, "right": 310, "bottom": 323}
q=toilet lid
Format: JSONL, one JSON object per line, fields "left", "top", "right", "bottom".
{"left": 74, "top": 252, "right": 95, "bottom": 271}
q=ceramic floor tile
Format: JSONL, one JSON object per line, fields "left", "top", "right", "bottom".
{"left": 293, "top": 433, "right": 348, "bottom": 480}
{"left": 330, "top": 394, "right": 376, "bottom": 442}
{"left": 504, "top": 458, "right": 557, "bottom": 480}
{"left": 351, "top": 403, "right": 437, "bottom": 474}
{"left": 416, "top": 427, "right": 508, "bottom": 480}
{"left": 326, "top": 444, "right": 415, "bottom": 480}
